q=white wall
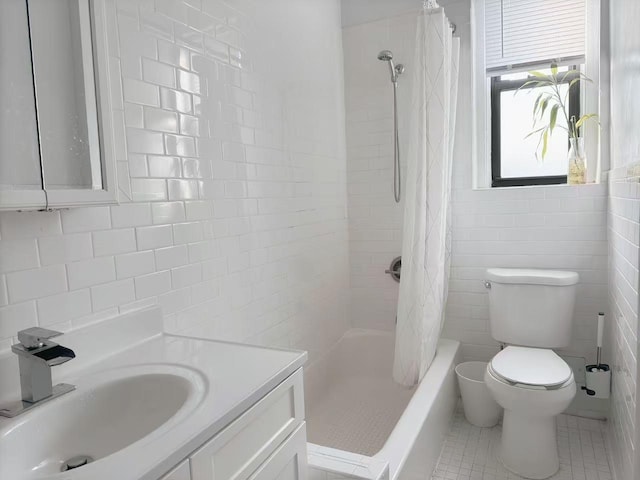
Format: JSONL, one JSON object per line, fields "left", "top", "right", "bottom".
{"left": 606, "top": 2, "right": 640, "bottom": 479}
{"left": 342, "top": 0, "right": 469, "bottom": 334}
{"left": 342, "top": 13, "right": 411, "bottom": 332}
{"left": 341, "top": 0, "right": 424, "bottom": 27}
{"left": 607, "top": 167, "right": 640, "bottom": 480}
{"left": 0, "top": 0, "right": 350, "bottom": 365}
{"left": 343, "top": 0, "right": 638, "bottom": 470}
{"left": 343, "top": 0, "right": 608, "bottom": 366}
{"left": 447, "top": 0, "right": 608, "bottom": 363}
{"left": 609, "top": 0, "right": 640, "bottom": 171}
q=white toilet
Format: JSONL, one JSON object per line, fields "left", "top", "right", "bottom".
{"left": 483, "top": 268, "right": 579, "bottom": 479}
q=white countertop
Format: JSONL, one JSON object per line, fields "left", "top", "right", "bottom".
{"left": 0, "top": 307, "right": 307, "bottom": 480}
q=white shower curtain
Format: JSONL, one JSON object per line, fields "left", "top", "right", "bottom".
{"left": 393, "top": 7, "right": 460, "bottom": 387}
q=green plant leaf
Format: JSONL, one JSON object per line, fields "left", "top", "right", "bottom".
{"left": 551, "top": 64, "right": 558, "bottom": 77}
{"left": 578, "top": 72, "right": 594, "bottom": 82}
{"left": 532, "top": 80, "right": 552, "bottom": 88}
{"left": 575, "top": 113, "right": 598, "bottom": 128}
{"left": 538, "top": 97, "right": 550, "bottom": 121}
{"left": 549, "top": 104, "right": 559, "bottom": 133}
{"left": 517, "top": 80, "right": 552, "bottom": 93}
{"left": 534, "top": 128, "right": 546, "bottom": 162}
{"left": 524, "top": 126, "right": 547, "bottom": 139}
{"left": 532, "top": 93, "right": 546, "bottom": 119}
{"left": 568, "top": 78, "right": 581, "bottom": 90}
{"left": 530, "top": 70, "right": 550, "bottom": 79}
{"left": 542, "top": 129, "right": 549, "bottom": 160}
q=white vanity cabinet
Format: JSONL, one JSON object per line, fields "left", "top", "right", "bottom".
{"left": 247, "top": 425, "right": 307, "bottom": 480}
{"left": 161, "top": 461, "right": 191, "bottom": 480}
{"left": 160, "top": 369, "right": 307, "bottom": 480}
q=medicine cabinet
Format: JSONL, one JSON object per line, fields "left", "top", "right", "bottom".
{"left": 0, "top": 0, "right": 117, "bottom": 211}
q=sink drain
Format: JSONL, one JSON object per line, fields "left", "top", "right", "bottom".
{"left": 62, "top": 455, "right": 94, "bottom": 471}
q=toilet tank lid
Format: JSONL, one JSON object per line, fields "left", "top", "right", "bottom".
{"left": 486, "top": 268, "right": 579, "bottom": 286}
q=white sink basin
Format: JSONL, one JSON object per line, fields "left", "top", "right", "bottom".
{"left": 0, "top": 364, "right": 205, "bottom": 479}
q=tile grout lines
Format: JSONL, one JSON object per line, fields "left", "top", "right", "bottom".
{"left": 430, "top": 403, "right": 612, "bottom": 480}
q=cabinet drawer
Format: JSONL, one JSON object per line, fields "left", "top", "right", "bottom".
{"left": 190, "top": 369, "right": 304, "bottom": 480}
{"left": 248, "top": 423, "right": 307, "bottom": 480}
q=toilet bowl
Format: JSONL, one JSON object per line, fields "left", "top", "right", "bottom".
{"left": 484, "top": 346, "right": 576, "bottom": 479}
{"left": 483, "top": 268, "right": 580, "bottom": 479}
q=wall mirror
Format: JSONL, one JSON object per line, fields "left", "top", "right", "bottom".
{"left": 0, "top": 0, "right": 117, "bottom": 211}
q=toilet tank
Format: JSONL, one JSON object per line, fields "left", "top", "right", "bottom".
{"left": 485, "top": 268, "right": 579, "bottom": 348}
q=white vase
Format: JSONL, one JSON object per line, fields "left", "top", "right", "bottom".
{"left": 567, "top": 137, "right": 587, "bottom": 185}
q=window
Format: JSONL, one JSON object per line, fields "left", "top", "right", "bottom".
{"left": 491, "top": 66, "right": 581, "bottom": 187}
{"left": 471, "top": 0, "right": 603, "bottom": 188}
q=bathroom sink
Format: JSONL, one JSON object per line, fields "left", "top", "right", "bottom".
{"left": 0, "top": 364, "right": 205, "bottom": 479}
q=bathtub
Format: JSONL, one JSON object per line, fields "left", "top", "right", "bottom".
{"left": 305, "top": 329, "right": 461, "bottom": 480}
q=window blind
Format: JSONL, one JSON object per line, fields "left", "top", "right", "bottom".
{"left": 485, "top": 0, "right": 586, "bottom": 73}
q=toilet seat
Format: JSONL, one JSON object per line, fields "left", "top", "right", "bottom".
{"left": 490, "top": 346, "right": 572, "bottom": 389}
{"left": 487, "top": 364, "right": 574, "bottom": 391}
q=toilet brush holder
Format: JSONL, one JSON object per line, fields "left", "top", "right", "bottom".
{"left": 583, "top": 364, "right": 611, "bottom": 399}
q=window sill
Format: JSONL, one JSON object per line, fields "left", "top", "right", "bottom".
{"left": 472, "top": 179, "right": 606, "bottom": 192}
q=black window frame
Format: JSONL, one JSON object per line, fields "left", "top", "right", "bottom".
{"left": 490, "top": 66, "right": 581, "bottom": 188}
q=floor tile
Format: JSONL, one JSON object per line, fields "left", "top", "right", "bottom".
{"left": 431, "top": 404, "right": 612, "bottom": 480}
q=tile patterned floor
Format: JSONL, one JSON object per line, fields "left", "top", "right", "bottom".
{"left": 431, "top": 405, "right": 612, "bottom": 480}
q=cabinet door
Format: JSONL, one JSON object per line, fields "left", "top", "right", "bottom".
{"left": 160, "top": 460, "right": 191, "bottom": 480}
{"left": 0, "top": 0, "right": 43, "bottom": 201}
{"left": 0, "top": 0, "right": 117, "bottom": 211}
{"left": 248, "top": 424, "right": 307, "bottom": 480}
{"left": 190, "top": 369, "right": 305, "bottom": 480}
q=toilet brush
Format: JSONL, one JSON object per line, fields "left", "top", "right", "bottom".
{"left": 596, "top": 312, "right": 604, "bottom": 366}
{"left": 582, "top": 313, "right": 611, "bottom": 398}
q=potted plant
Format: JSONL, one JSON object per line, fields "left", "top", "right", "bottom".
{"left": 519, "top": 64, "right": 598, "bottom": 184}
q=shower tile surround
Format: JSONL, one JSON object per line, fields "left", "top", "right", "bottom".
{"left": 0, "top": 0, "right": 351, "bottom": 364}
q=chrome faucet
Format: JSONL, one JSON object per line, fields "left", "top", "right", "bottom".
{"left": 0, "top": 327, "right": 76, "bottom": 418}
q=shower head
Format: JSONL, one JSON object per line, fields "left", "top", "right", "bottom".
{"left": 377, "top": 50, "right": 393, "bottom": 61}
{"left": 377, "top": 50, "right": 404, "bottom": 83}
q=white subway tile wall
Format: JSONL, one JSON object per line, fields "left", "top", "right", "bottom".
{"left": 342, "top": 14, "right": 413, "bottom": 333}
{"left": 606, "top": 165, "right": 640, "bottom": 480}
{"left": 342, "top": 6, "right": 609, "bottom": 364}
{"left": 0, "top": 0, "right": 350, "bottom": 362}
{"left": 606, "top": 3, "right": 640, "bottom": 478}
{"left": 610, "top": 3, "right": 640, "bottom": 173}
{"left": 0, "top": 9, "right": 636, "bottom": 480}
